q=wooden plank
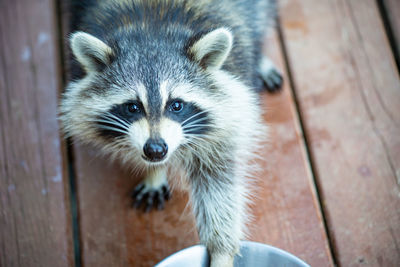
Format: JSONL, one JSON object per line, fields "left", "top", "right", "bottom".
{"left": 249, "top": 31, "right": 334, "bottom": 266}
{"left": 60, "top": 3, "right": 332, "bottom": 267}
{"left": 0, "top": 0, "right": 73, "bottom": 266}
{"left": 279, "top": 0, "right": 400, "bottom": 266}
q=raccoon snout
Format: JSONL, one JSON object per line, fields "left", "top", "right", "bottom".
{"left": 143, "top": 139, "right": 168, "bottom": 161}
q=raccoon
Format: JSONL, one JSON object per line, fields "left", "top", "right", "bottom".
{"left": 59, "top": 0, "right": 282, "bottom": 266}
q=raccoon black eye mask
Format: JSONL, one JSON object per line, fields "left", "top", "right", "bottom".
{"left": 96, "top": 99, "right": 210, "bottom": 138}
{"left": 59, "top": 1, "right": 282, "bottom": 266}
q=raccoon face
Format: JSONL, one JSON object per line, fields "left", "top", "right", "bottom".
{"left": 64, "top": 28, "right": 233, "bottom": 166}
{"left": 94, "top": 90, "right": 211, "bottom": 164}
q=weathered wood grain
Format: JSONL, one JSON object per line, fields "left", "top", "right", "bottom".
{"left": 0, "top": 0, "right": 73, "bottom": 266}
{"left": 279, "top": 0, "right": 400, "bottom": 265}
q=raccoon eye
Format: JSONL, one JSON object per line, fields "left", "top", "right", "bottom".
{"left": 170, "top": 100, "right": 184, "bottom": 112}
{"left": 126, "top": 103, "right": 141, "bottom": 113}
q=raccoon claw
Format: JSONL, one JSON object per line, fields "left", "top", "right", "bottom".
{"left": 131, "top": 183, "right": 171, "bottom": 212}
{"left": 263, "top": 68, "right": 283, "bottom": 92}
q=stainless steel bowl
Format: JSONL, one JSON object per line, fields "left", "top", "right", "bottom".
{"left": 155, "top": 241, "right": 310, "bottom": 267}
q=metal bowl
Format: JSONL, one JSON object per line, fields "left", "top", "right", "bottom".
{"left": 155, "top": 241, "right": 310, "bottom": 267}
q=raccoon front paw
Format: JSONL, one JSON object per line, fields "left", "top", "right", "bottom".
{"left": 258, "top": 57, "right": 283, "bottom": 92}
{"left": 131, "top": 182, "right": 171, "bottom": 212}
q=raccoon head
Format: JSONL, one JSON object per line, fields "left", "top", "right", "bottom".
{"left": 60, "top": 28, "right": 233, "bottom": 167}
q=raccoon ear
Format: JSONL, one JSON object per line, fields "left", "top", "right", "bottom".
{"left": 189, "top": 28, "right": 233, "bottom": 71}
{"left": 70, "top": 31, "right": 114, "bottom": 72}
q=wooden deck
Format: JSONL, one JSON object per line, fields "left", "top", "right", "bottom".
{"left": 1, "top": 0, "right": 399, "bottom": 266}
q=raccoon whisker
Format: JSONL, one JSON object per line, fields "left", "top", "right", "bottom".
{"left": 182, "top": 135, "right": 204, "bottom": 145}
{"left": 103, "top": 112, "right": 131, "bottom": 128}
{"left": 182, "top": 121, "right": 209, "bottom": 132}
{"left": 103, "top": 111, "right": 127, "bottom": 121}
{"left": 183, "top": 138, "right": 209, "bottom": 151}
{"left": 97, "top": 117, "right": 130, "bottom": 132}
{"left": 184, "top": 137, "right": 210, "bottom": 147}
{"left": 180, "top": 111, "right": 207, "bottom": 126}
{"left": 183, "top": 128, "right": 211, "bottom": 136}
{"left": 182, "top": 121, "right": 212, "bottom": 131}
{"left": 182, "top": 123, "right": 213, "bottom": 130}
{"left": 185, "top": 144, "right": 206, "bottom": 154}
{"left": 182, "top": 128, "right": 209, "bottom": 136}
{"left": 182, "top": 116, "right": 209, "bottom": 128}
{"left": 92, "top": 119, "right": 129, "bottom": 130}
{"left": 183, "top": 136, "right": 213, "bottom": 151}
{"left": 180, "top": 143, "right": 205, "bottom": 159}
{"left": 182, "top": 125, "right": 210, "bottom": 135}
{"left": 181, "top": 110, "right": 209, "bottom": 126}
{"left": 184, "top": 132, "right": 209, "bottom": 138}
{"left": 103, "top": 116, "right": 131, "bottom": 130}
{"left": 184, "top": 130, "right": 209, "bottom": 136}
{"left": 96, "top": 125, "right": 130, "bottom": 135}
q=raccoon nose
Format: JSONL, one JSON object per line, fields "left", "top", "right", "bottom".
{"left": 143, "top": 139, "right": 168, "bottom": 161}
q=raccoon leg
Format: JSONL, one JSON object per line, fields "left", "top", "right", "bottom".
{"left": 258, "top": 57, "right": 283, "bottom": 92}
{"left": 189, "top": 172, "right": 245, "bottom": 267}
{"left": 131, "top": 167, "right": 171, "bottom": 212}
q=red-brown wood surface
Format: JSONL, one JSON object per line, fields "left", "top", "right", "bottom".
{"left": 279, "top": 0, "right": 400, "bottom": 266}
{"left": 249, "top": 31, "right": 333, "bottom": 266}
{"left": 0, "top": 0, "right": 73, "bottom": 266}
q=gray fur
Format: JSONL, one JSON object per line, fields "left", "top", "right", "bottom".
{"left": 60, "top": 1, "right": 277, "bottom": 266}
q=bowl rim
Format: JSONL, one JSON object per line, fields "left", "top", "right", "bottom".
{"left": 155, "top": 240, "right": 310, "bottom": 267}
